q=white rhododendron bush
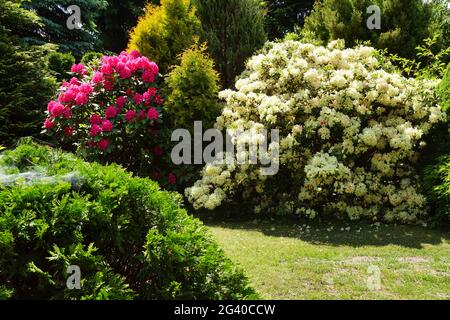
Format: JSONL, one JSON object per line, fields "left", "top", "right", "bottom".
{"left": 186, "top": 40, "right": 446, "bottom": 222}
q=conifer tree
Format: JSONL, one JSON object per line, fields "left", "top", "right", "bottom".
{"left": 0, "top": 0, "right": 56, "bottom": 145}
{"left": 128, "top": 0, "right": 200, "bottom": 73}
{"left": 302, "top": 0, "right": 435, "bottom": 59}
{"left": 193, "top": 0, "right": 267, "bottom": 87}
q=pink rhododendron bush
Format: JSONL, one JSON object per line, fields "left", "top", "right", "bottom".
{"left": 44, "top": 51, "right": 177, "bottom": 187}
{"left": 186, "top": 40, "right": 446, "bottom": 222}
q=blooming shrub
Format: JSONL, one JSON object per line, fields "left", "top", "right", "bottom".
{"left": 0, "top": 141, "right": 257, "bottom": 299}
{"left": 186, "top": 40, "right": 446, "bottom": 222}
{"left": 44, "top": 50, "right": 178, "bottom": 188}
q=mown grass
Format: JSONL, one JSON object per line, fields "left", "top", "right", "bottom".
{"left": 205, "top": 218, "right": 450, "bottom": 300}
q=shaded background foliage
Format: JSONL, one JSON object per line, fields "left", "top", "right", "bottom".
{"left": 97, "top": 0, "right": 147, "bottom": 53}
{"left": 301, "top": 0, "right": 447, "bottom": 59}
{"left": 0, "top": 0, "right": 56, "bottom": 146}
{"left": 21, "top": 0, "right": 108, "bottom": 57}
{"left": 263, "top": 0, "right": 315, "bottom": 40}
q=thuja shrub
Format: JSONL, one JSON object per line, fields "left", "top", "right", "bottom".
{"left": 164, "top": 44, "right": 222, "bottom": 131}
{"left": 186, "top": 40, "right": 446, "bottom": 222}
{"left": 0, "top": 0, "right": 56, "bottom": 146}
{"left": 0, "top": 141, "right": 257, "bottom": 299}
{"left": 127, "top": 0, "right": 200, "bottom": 74}
{"left": 43, "top": 50, "right": 177, "bottom": 188}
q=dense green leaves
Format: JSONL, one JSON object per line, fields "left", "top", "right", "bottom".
{"left": 301, "top": 0, "right": 438, "bottom": 59}
{"left": 21, "top": 0, "right": 108, "bottom": 57}
{"left": 164, "top": 44, "right": 221, "bottom": 131}
{"left": 263, "top": 0, "right": 315, "bottom": 40}
{"left": 48, "top": 51, "right": 76, "bottom": 82}
{"left": 0, "top": 141, "right": 256, "bottom": 299}
{"left": 438, "top": 64, "right": 450, "bottom": 112}
{"left": 424, "top": 155, "right": 450, "bottom": 221}
{"left": 97, "top": 0, "right": 147, "bottom": 53}
{"left": 128, "top": 0, "right": 201, "bottom": 74}
{"left": 80, "top": 51, "right": 103, "bottom": 65}
{"left": 193, "top": 0, "right": 267, "bottom": 88}
{"left": 0, "top": 0, "right": 56, "bottom": 146}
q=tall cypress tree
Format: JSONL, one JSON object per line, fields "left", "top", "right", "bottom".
{"left": 193, "top": 0, "right": 267, "bottom": 88}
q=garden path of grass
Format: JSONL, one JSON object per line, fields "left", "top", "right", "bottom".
{"left": 205, "top": 219, "right": 450, "bottom": 300}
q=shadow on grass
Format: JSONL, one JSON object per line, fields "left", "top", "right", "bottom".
{"left": 198, "top": 210, "right": 450, "bottom": 249}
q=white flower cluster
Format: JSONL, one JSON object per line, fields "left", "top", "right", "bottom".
{"left": 186, "top": 40, "right": 446, "bottom": 222}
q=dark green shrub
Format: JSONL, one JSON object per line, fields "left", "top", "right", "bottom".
{"left": 21, "top": 0, "right": 108, "bottom": 58}
{"left": 48, "top": 51, "right": 75, "bottom": 82}
{"left": 422, "top": 64, "right": 450, "bottom": 223}
{"left": 81, "top": 51, "right": 104, "bottom": 65}
{"left": 0, "top": 0, "right": 56, "bottom": 146}
{"left": 302, "top": 0, "right": 436, "bottom": 59}
{"left": 424, "top": 155, "right": 450, "bottom": 221}
{"left": 192, "top": 0, "right": 267, "bottom": 87}
{"left": 0, "top": 140, "right": 257, "bottom": 299}
{"left": 438, "top": 64, "right": 450, "bottom": 112}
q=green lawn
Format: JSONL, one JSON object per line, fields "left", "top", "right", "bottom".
{"left": 206, "top": 219, "right": 450, "bottom": 300}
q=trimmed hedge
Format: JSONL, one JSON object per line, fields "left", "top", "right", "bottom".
{"left": 0, "top": 140, "right": 256, "bottom": 299}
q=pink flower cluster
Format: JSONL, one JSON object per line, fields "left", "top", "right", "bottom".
{"left": 71, "top": 63, "right": 86, "bottom": 75}
{"left": 44, "top": 51, "right": 177, "bottom": 187}
{"left": 44, "top": 51, "right": 163, "bottom": 150}
{"left": 98, "top": 50, "right": 159, "bottom": 82}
